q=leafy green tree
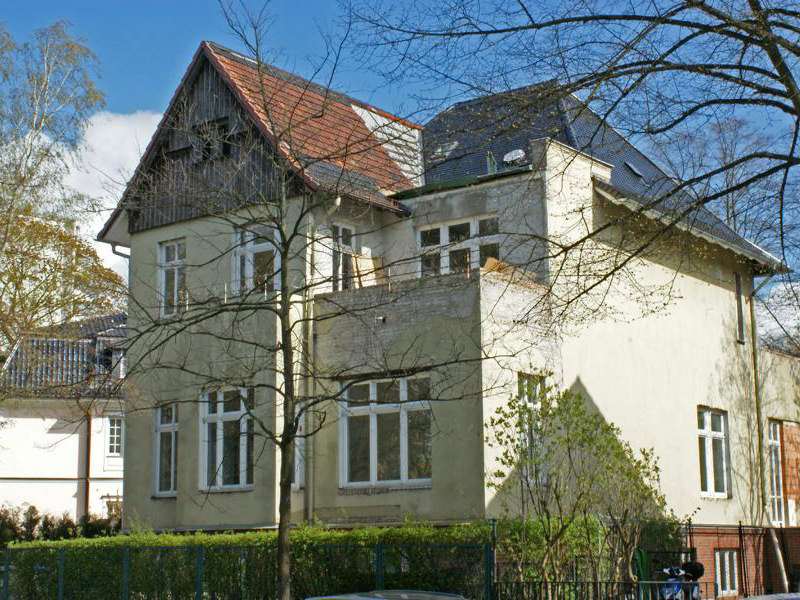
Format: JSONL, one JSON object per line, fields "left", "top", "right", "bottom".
{"left": 487, "top": 376, "right": 671, "bottom": 581}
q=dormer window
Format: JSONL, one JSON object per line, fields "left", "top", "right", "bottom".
{"left": 624, "top": 161, "right": 644, "bottom": 178}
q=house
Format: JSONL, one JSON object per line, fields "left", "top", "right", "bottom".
{"left": 98, "top": 41, "right": 800, "bottom": 595}
{"left": 0, "top": 313, "right": 126, "bottom": 519}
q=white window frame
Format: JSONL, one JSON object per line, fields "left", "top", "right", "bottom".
{"left": 698, "top": 408, "right": 730, "bottom": 498}
{"left": 768, "top": 420, "right": 785, "bottom": 526}
{"left": 107, "top": 416, "right": 123, "bottom": 456}
{"left": 232, "top": 224, "right": 279, "bottom": 298}
{"left": 339, "top": 377, "right": 433, "bottom": 488}
{"left": 154, "top": 403, "right": 179, "bottom": 497}
{"left": 332, "top": 223, "right": 359, "bottom": 291}
{"left": 199, "top": 388, "right": 254, "bottom": 492}
{"left": 715, "top": 549, "right": 739, "bottom": 596}
{"left": 158, "top": 238, "right": 187, "bottom": 318}
{"left": 417, "top": 215, "right": 500, "bottom": 277}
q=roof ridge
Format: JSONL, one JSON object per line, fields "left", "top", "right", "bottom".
{"left": 205, "top": 41, "right": 422, "bottom": 130}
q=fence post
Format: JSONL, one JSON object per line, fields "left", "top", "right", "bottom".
{"left": 195, "top": 546, "right": 204, "bottom": 600}
{"left": 122, "top": 547, "right": 130, "bottom": 600}
{"left": 58, "top": 547, "right": 65, "bottom": 600}
{"left": 483, "top": 543, "right": 493, "bottom": 600}
{"left": 3, "top": 548, "right": 9, "bottom": 600}
{"left": 375, "top": 544, "right": 384, "bottom": 591}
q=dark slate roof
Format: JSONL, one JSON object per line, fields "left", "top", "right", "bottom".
{"left": 421, "top": 85, "right": 782, "bottom": 271}
{"left": 1, "top": 314, "right": 126, "bottom": 397}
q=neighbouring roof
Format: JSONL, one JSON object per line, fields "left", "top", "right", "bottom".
{"left": 421, "top": 85, "right": 784, "bottom": 273}
{"left": 99, "top": 42, "right": 421, "bottom": 244}
{"left": 1, "top": 313, "right": 127, "bottom": 397}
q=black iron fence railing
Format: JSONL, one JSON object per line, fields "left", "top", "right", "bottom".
{"left": 494, "top": 580, "right": 718, "bottom": 600}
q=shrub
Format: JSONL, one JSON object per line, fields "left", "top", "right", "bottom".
{"left": 0, "top": 504, "right": 118, "bottom": 547}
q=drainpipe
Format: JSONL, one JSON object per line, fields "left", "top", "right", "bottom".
{"left": 83, "top": 411, "right": 92, "bottom": 518}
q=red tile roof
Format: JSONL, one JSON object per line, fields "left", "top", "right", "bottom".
{"left": 204, "top": 42, "right": 420, "bottom": 209}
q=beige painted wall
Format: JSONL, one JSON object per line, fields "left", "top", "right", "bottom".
{"left": 120, "top": 139, "right": 798, "bottom": 531}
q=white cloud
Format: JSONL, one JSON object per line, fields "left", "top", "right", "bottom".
{"left": 66, "top": 110, "right": 162, "bottom": 279}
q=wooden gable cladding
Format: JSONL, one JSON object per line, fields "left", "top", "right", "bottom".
{"left": 118, "top": 41, "right": 419, "bottom": 237}
{"left": 128, "top": 58, "right": 295, "bottom": 234}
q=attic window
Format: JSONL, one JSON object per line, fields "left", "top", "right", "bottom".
{"left": 624, "top": 161, "right": 644, "bottom": 178}
{"left": 192, "top": 119, "right": 231, "bottom": 163}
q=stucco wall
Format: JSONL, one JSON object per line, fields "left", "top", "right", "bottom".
{"left": 0, "top": 400, "right": 123, "bottom": 517}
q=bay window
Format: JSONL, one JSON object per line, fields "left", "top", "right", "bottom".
{"left": 155, "top": 403, "right": 178, "bottom": 495}
{"left": 418, "top": 216, "right": 501, "bottom": 276}
{"left": 201, "top": 388, "right": 254, "bottom": 490}
{"left": 341, "top": 377, "right": 433, "bottom": 486}
{"left": 233, "top": 224, "right": 276, "bottom": 296}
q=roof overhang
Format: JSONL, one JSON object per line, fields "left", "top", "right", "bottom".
{"left": 97, "top": 206, "right": 130, "bottom": 248}
{"left": 593, "top": 178, "right": 788, "bottom": 275}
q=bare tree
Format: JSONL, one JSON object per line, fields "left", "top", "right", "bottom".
{"left": 0, "top": 21, "right": 104, "bottom": 254}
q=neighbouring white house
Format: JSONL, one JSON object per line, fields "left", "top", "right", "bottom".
{"left": 0, "top": 313, "right": 126, "bottom": 519}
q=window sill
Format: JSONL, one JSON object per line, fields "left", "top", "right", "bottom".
{"left": 152, "top": 493, "right": 177, "bottom": 500}
{"left": 700, "top": 492, "right": 730, "bottom": 500}
{"left": 339, "top": 481, "right": 432, "bottom": 495}
{"left": 201, "top": 485, "right": 254, "bottom": 494}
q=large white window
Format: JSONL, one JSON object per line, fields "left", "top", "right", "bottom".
{"left": 155, "top": 404, "right": 179, "bottom": 495}
{"left": 418, "top": 216, "right": 500, "bottom": 277}
{"left": 768, "top": 420, "right": 785, "bottom": 525}
{"left": 107, "top": 416, "right": 123, "bottom": 456}
{"left": 698, "top": 408, "right": 729, "bottom": 497}
{"left": 340, "top": 377, "right": 433, "bottom": 487}
{"left": 715, "top": 549, "right": 739, "bottom": 596}
{"left": 233, "top": 224, "right": 276, "bottom": 297}
{"left": 201, "top": 388, "right": 254, "bottom": 490}
{"left": 159, "top": 239, "right": 187, "bottom": 317}
{"left": 332, "top": 224, "right": 357, "bottom": 291}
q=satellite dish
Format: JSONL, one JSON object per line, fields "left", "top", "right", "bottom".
{"left": 503, "top": 149, "right": 526, "bottom": 164}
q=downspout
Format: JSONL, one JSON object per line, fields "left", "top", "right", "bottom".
{"left": 749, "top": 272, "right": 788, "bottom": 592}
{"left": 83, "top": 411, "right": 92, "bottom": 518}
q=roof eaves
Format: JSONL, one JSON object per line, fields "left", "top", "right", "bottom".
{"left": 593, "top": 178, "right": 788, "bottom": 274}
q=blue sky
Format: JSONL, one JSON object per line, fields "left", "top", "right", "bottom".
{"left": 3, "top": 0, "right": 401, "bottom": 114}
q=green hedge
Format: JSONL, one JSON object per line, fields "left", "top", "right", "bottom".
{"left": 10, "top": 520, "right": 491, "bottom": 549}
{"left": 4, "top": 523, "right": 493, "bottom": 600}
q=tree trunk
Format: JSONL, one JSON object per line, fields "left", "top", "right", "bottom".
{"left": 768, "top": 527, "right": 789, "bottom": 592}
{"left": 276, "top": 435, "right": 294, "bottom": 600}
{"left": 276, "top": 179, "right": 295, "bottom": 600}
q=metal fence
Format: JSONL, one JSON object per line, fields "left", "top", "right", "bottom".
{"left": 494, "top": 581, "right": 718, "bottom": 600}
{"left": 0, "top": 542, "right": 492, "bottom": 600}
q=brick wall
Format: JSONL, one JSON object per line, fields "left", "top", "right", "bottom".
{"left": 781, "top": 423, "right": 800, "bottom": 514}
{"left": 690, "top": 526, "right": 767, "bottom": 597}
